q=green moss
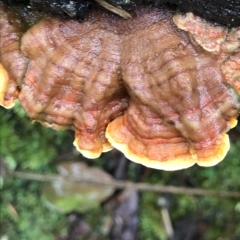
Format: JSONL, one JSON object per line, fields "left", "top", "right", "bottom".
{"left": 1, "top": 101, "right": 240, "bottom": 239}
{"left": 1, "top": 178, "right": 67, "bottom": 239}
{"left": 0, "top": 101, "right": 73, "bottom": 171}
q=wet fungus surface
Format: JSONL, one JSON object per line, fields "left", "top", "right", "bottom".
{"left": 1, "top": 2, "right": 240, "bottom": 170}
{"left": 0, "top": 4, "right": 27, "bottom": 108}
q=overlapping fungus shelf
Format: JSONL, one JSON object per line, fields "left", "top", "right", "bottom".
{"left": 1, "top": 1, "right": 240, "bottom": 170}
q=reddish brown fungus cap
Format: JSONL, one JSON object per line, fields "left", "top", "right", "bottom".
{"left": 18, "top": 12, "right": 129, "bottom": 158}
{"left": 106, "top": 8, "right": 240, "bottom": 170}
{"left": 0, "top": 3, "right": 27, "bottom": 108}
{"left": 1, "top": 4, "right": 240, "bottom": 169}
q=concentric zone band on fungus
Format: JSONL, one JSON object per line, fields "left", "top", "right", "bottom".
{"left": 0, "top": 2, "right": 240, "bottom": 170}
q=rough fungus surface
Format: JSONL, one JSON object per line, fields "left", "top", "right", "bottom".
{"left": 0, "top": 3, "right": 27, "bottom": 108}
{"left": 1, "top": 3, "right": 240, "bottom": 170}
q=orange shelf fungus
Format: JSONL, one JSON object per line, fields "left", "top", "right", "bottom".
{"left": 0, "top": 3, "right": 27, "bottom": 108}
{"left": 18, "top": 13, "right": 129, "bottom": 158}
{"left": 0, "top": 63, "right": 13, "bottom": 108}
{"left": 1, "top": 4, "right": 240, "bottom": 170}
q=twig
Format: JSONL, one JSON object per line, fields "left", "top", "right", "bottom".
{"left": 94, "top": 0, "right": 131, "bottom": 19}
{"left": 161, "top": 208, "right": 174, "bottom": 240}
{"left": 7, "top": 170, "right": 240, "bottom": 198}
{"left": 158, "top": 197, "right": 174, "bottom": 239}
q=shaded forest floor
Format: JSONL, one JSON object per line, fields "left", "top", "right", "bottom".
{"left": 1, "top": 103, "right": 240, "bottom": 240}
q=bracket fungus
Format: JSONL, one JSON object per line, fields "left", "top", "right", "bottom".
{"left": 0, "top": 1, "right": 240, "bottom": 170}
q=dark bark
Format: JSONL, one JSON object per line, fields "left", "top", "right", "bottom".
{"left": 172, "top": 0, "right": 240, "bottom": 27}
{"left": 111, "top": 0, "right": 240, "bottom": 27}
{"left": 2, "top": 0, "right": 240, "bottom": 26}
